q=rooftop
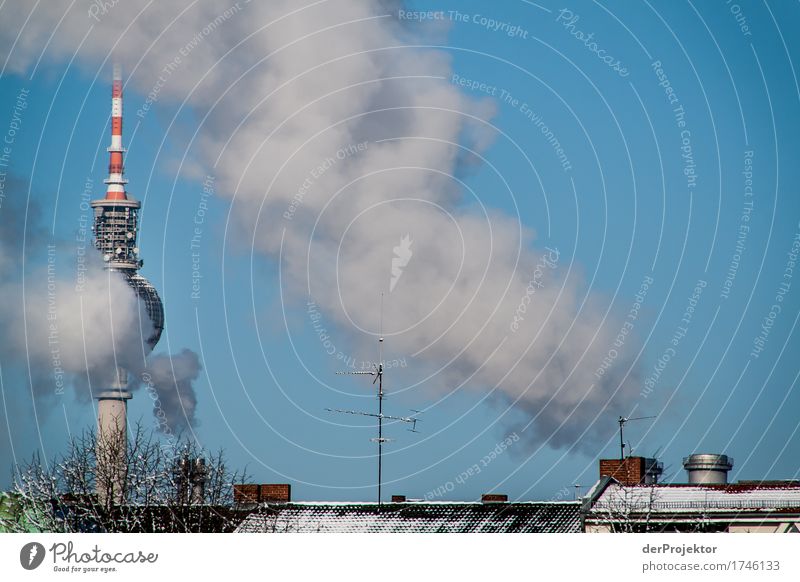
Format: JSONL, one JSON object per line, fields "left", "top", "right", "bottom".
{"left": 590, "top": 481, "right": 800, "bottom": 513}
{"left": 235, "top": 501, "right": 581, "bottom": 533}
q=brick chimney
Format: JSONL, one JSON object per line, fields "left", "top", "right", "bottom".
{"left": 481, "top": 493, "right": 508, "bottom": 503}
{"left": 599, "top": 457, "right": 662, "bottom": 486}
{"left": 259, "top": 484, "right": 291, "bottom": 503}
{"left": 233, "top": 484, "right": 260, "bottom": 505}
{"left": 233, "top": 483, "right": 292, "bottom": 504}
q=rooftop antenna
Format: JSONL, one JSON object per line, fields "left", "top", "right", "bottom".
{"left": 327, "top": 293, "right": 420, "bottom": 507}
{"left": 617, "top": 415, "right": 657, "bottom": 459}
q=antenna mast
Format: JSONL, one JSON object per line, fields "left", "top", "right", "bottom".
{"left": 328, "top": 293, "right": 420, "bottom": 507}
{"left": 377, "top": 292, "right": 384, "bottom": 506}
{"left": 617, "top": 415, "right": 657, "bottom": 459}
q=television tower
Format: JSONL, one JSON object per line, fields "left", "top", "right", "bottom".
{"left": 91, "top": 64, "right": 164, "bottom": 504}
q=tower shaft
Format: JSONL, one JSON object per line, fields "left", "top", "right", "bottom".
{"left": 96, "top": 367, "right": 130, "bottom": 506}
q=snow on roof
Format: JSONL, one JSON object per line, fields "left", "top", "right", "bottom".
{"left": 235, "top": 501, "right": 581, "bottom": 533}
{"left": 591, "top": 482, "right": 800, "bottom": 513}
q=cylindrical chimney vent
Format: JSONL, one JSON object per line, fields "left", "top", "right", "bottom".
{"left": 683, "top": 453, "right": 733, "bottom": 484}
{"left": 175, "top": 456, "right": 190, "bottom": 504}
{"left": 191, "top": 458, "right": 206, "bottom": 505}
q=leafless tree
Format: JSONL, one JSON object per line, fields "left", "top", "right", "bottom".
{"left": 588, "top": 484, "right": 661, "bottom": 533}
{"left": 587, "top": 484, "right": 724, "bottom": 533}
{"left": 6, "top": 420, "right": 249, "bottom": 532}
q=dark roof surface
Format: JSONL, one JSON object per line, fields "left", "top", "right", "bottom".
{"left": 235, "top": 501, "right": 581, "bottom": 533}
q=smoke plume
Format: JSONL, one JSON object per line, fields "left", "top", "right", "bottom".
{"left": 0, "top": 1, "right": 644, "bottom": 451}
{"left": 0, "top": 177, "right": 148, "bottom": 393}
{"left": 141, "top": 350, "right": 202, "bottom": 434}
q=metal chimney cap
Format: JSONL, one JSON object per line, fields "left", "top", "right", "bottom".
{"left": 682, "top": 453, "right": 733, "bottom": 470}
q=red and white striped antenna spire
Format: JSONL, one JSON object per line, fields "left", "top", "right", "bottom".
{"left": 104, "top": 63, "right": 128, "bottom": 200}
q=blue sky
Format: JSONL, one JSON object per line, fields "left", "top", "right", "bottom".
{"left": 1, "top": 0, "right": 799, "bottom": 501}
